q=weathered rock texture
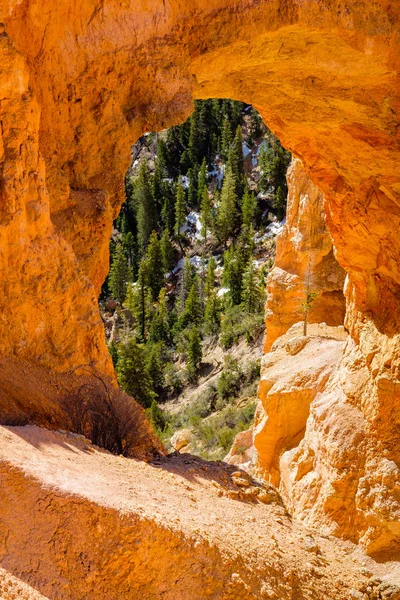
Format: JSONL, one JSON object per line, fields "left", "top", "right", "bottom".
{"left": 255, "top": 322, "right": 400, "bottom": 558}
{"left": 1, "top": 425, "right": 397, "bottom": 600}
{"left": 265, "top": 158, "right": 346, "bottom": 350}
{"left": 0, "top": 0, "right": 399, "bottom": 560}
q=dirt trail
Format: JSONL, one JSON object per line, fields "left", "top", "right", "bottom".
{"left": 0, "top": 426, "right": 398, "bottom": 599}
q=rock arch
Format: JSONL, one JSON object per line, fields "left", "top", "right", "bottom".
{"left": 0, "top": 0, "right": 399, "bottom": 553}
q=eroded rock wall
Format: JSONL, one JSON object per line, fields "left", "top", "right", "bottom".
{"left": 255, "top": 162, "right": 399, "bottom": 556}
{"left": 0, "top": 0, "right": 399, "bottom": 554}
{"left": 265, "top": 158, "right": 346, "bottom": 350}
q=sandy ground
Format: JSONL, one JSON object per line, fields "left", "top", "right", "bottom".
{"left": 0, "top": 425, "right": 398, "bottom": 599}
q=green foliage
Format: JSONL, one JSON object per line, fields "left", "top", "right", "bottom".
{"left": 259, "top": 137, "right": 291, "bottom": 212}
{"left": 219, "top": 305, "right": 264, "bottom": 349}
{"left": 145, "top": 231, "right": 164, "bottom": 300}
{"left": 274, "top": 186, "right": 287, "bottom": 221}
{"left": 108, "top": 242, "right": 132, "bottom": 303}
{"left": 187, "top": 326, "right": 202, "bottom": 371}
{"left": 135, "top": 161, "right": 158, "bottom": 252}
{"left": 216, "top": 165, "right": 237, "bottom": 244}
{"left": 174, "top": 179, "right": 186, "bottom": 239}
{"left": 106, "top": 99, "right": 292, "bottom": 445}
{"left": 241, "top": 260, "right": 264, "bottom": 314}
{"left": 221, "top": 116, "right": 232, "bottom": 160}
{"left": 177, "top": 256, "right": 195, "bottom": 313}
{"left": 222, "top": 246, "right": 244, "bottom": 306}
{"left": 108, "top": 341, "right": 119, "bottom": 368}
{"left": 204, "top": 292, "right": 222, "bottom": 335}
{"left": 204, "top": 256, "right": 217, "bottom": 298}
{"left": 228, "top": 125, "right": 244, "bottom": 197}
{"left": 197, "top": 157, "right": 207, "bottom": 204}
{"left": 146, "top": 341, "right": 168, "bottom": 395}
{"left": 241, "top": 188, "right": 257, "bottom": 229}
{"left": 117, "top": 337, "right": 155, "bottom": 407}
{"left": 160, "top": 228, "right": 174, "bottom": 274}
{"left": 148, "top": 399, "right": 168, "bottom": 433}
{"left": 217, "top": 355, "right": 243, "bottom": 402}
{"left": 179, "top": 278, "right": 203, "bottom": 329}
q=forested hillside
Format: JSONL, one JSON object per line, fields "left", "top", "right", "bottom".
{"left": 100, "top": 100, "right": 291, "bottom": 459}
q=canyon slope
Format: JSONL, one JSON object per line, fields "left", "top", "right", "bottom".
{"left": 0, "top": 0, "right": 399, "bottom": 588}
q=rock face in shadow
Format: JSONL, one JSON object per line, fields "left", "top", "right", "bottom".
{"left": 0, "top": 0, "right": 399, "bottom": 556}
{"left": 265, "top": 158, "right": 346, "bottom": 351}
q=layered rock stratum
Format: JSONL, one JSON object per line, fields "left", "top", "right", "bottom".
{"left": 0, "top": 0, "right": 399, "bottom": 593}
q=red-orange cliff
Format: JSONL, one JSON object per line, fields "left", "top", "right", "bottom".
{"left": 0, "top": 0, "right": 399, "bottom": 570}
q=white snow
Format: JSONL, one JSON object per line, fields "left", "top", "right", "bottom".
{"left": 242, "top": 142, "right": 252, "bottom": 158}
{"left": 180, "top": 211, "right": 203, "bottom": 240}
{"left": 217, "top": 287, "right": 230, "bottom": 297}
{"left": 181, "top": 175, "right": 190, "bottom": 189}
{"left": 171, "top": 253, "right": 207, "bottom": 275}
{"left": 254, "top": 219, "right": 286, "bottom": 243}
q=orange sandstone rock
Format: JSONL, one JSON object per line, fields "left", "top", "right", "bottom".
{"left": 0, "top": 0, "right": 399, "bottom": 557}
{"left": 265, "top": 158, "right": 346, "bottom": 350}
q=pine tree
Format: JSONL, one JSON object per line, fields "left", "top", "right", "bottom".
{"left": 197, "top": 158, "right": 207, "bottom": 204}
{"left": 242, "top": 260, "right": 263, "bottom": 314}
{"left": 229, "top": 125, "right": 244, "bottom": 194}
{"left": 274, "top": 186, "right": 287, "bottom": 221}
{"left": 187, "top": 163, "right": 199, "bottom": 208}
{"left": 174, "top": 178, "right": 186, "bottom": 248}
{"left": 216, "top": 165, "right": 237, "bottom": 245}
{"left": 108, "top": 242, "right": 132, "bottom": 303}
{"left": 133, "top": 257, "right": 149, "bottom": 341}
{"left": 221, "top": 116, "right": 232, "bottom": 160}
{"left": 145, "top": 341, "right": 166, "bottom": 395}
{"left": 160, "top": 228, "right": 174, "bottom": 274}
{"left": 178, "top": 256, "right": 195, "bottom": 313}
{"left": 188, "top": 106, "right": 199, "bottom": 167}
{"left": 161, "top": 182, "right": 175, "bottom": 233}
{"left": 149, "top": 288, "right": 170, "bottom": 343}
{"left": 200, "top": 187, "right": 212, "bottom": 244}
{"left": 136, "top": 161, "right": 157, "bottom": 253}
{"left": 180, "top": 277, "right": 203, "bottom": 329}
{"left": 204, "top": 292, "right": 221, "bottom": 334}
{"left": 123, "top": 231, "right": 138, "bottom": 279}
{"left": 117, "top": 337, "right": 155, "bottom": 407}
{"left": 223, "top": 246, "right": 244, "bottom": 306}
{"left": 205, "top": 256, "right": 217, "bottom": 298}
{"left": 149, "top": 399, "right": 167, "bottom": 432}
{"left": 187, "top": 326, "right": 202, "bottom": 370}
{"left": 156, "top": 139, "right": 169, "bottom": 174}
{"left": 146, "top": 231, "right": 164, "bottom": 301}
{"left": 152, "top": 159, "right": 164, "bottom": 217}
{"left": 241, "top": 188, "right": 257, "bottom": 229}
